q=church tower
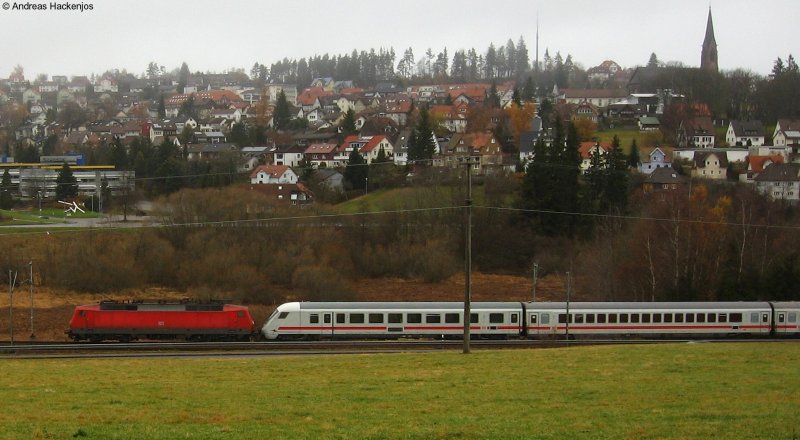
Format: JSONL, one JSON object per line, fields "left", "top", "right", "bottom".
{"left": 701, "top": 8, "right": 718, "bottom": 72}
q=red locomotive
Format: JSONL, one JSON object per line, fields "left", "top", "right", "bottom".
{"left": 66, "top": 300, "right": 255, "bottom": 342}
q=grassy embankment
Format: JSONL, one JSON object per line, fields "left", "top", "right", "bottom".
{"left": 0, "top": 343, "right": 797, "bottom": 439}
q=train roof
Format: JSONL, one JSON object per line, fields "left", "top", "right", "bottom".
{"left": 75, "top": 301, "right": 248, "bottom": 312}
{"left": 525, "top": 301, "right": 773, "bottom": 310}
{"left": 286, "top": 301, "right": 520, "bottom": 311}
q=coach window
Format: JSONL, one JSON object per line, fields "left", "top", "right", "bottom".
{"left": 407, "top": 313, "right": 422, "bottom": 324}
{"left": 445, "top": 313, "right": 460, "bottom": 324}
{"left": 653, "top": 314, "right": 661, "bottom": 323}
{"left": 664, "top": 314, "right": 673, "bottom": 323}
{"left": 575, "top": 314, "right": 584, "bottom": 324}
{"left": 471, "top": 313, "right": 479, "bottom": 324}
{"left": 586, "top": 314, "right": 595, "bottom": 324}
{"left": 749, "top": 313, "right": 758, "bottom": 323}
{"left": 718, "top": 314, "right": 728, "bottom": 323}
{"left": 686, "top": 313, "right": 695, "bottom": 323}
{"left": 310, "top": 314, "right": 319, "bottom": 324}
{"left": 707, "top": 313, "right": 716, "bottom": 323}
{"left": 388, "top": 313, "right": 402, "bottom": 324}
{"left": 631, "top": 314, "right": 640, "bottom": 324}
{"left": 608, "top": 314, "right": 617, "bottom": 324}
{"left": 697, "top": 313, "right": 705, "bottom": 323}
{"left": 426, "top": 314, "right": 441, "bottom": 324}
{"left": 789, "top": 313, "right": 797, "bottom": 323}
{"left": 558, "top": 314, "right": 572, "bottom": 324}
{"left": 597, "top": 314, "right": 606, "bottom": 324}
{"left": 642, "top": 314, "right": 651, "bottom": 324}
{"left": 350, "top": 313, "right": 365, "bottom": 324}
{"left": 369, "top": 314, "right": 384, "bottom": 324}
{"left": 620, "top": 314, "right": 629, "bottom": 324}
{"left": 540, "top": 314, "right": 550, "bottom": 324}
{"left": 490, "top": 313, "right": 504, "bottom": 324}
{"left": 336, "top": 313, "right": 346, "bottom": 324}
{"left": 730, "top": 313, "right": 743, "bottom": 323}
{"left": 675, "top": 314, "right": 684, "bottom": 323}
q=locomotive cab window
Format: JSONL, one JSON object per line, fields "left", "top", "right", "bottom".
{"left": 445, "top": 313, "right": 460, "bottom": 324}
{"left": 407, "top": 313, "right": 422, "bottom": 324}
{"left": 489, "top": 313, "right": 504, "bottom": 324}
{"left": 369, "top": 314, "right": 384, "bottom": 324}
{"left": 237, "top": 311, "right": 245, "bottom": 318}
{"left": 79, "top": 311, "right": 86, "bottom": 317}
{"left": 278, "top": 312, "right": 289, "bottom": 320}
{"left": 350, "top": 314, "right": 365, "bottom": 324}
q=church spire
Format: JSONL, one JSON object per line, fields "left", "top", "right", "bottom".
{"left": 701, "top": 7, "right": 718, "bottom": 72}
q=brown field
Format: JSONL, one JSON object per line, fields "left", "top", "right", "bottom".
{"left": 0, "top": 273, "right": 570, "bottom": 341}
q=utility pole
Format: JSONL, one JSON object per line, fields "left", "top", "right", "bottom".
{"left": 28, "top": 262, "right": 34, "bottom": 340}
{"left": 531, "top": 263, "right": 539, "bottom": 302}
{"left": 463, "top": 156, "right": 478, "bottom": 354}
{"left": 8, "top": 270, "right": 16, "bottom": 345}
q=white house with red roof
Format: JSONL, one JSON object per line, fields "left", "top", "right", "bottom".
{"left": 304, "top": 143, "right": 341, "bottom": 168}
{"left": 340, "top": 135, "right": 394, "bottom": 164}
{"left": 578, "top": 141, "right": 611, "bottom": 173}
{"left": 250, "top": 165, "right": 299, "bottom": 185}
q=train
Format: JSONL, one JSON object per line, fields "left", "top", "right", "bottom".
{"left": 260, "top": 301, "right": 800, "bottom": 340}
{"left": 66, "top": 300, "right": 800, "bottom": 342}
{"left": 66, "top": 300, "right": 255, "bottom": 342}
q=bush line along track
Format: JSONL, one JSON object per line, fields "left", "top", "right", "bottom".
{"left": 0, "top": 339, "right": 794, "bottom": 359}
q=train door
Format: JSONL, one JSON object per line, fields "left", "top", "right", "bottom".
{"left": 776, "top": 312, "right": 786, "bottom": 335}
{"left": 511, "top": 312, "right": 520, "bottom": 335}
{"left": 762, "top": 312, "right": 770, "bottom": 334}
{"left": 529, "top": 313, "right": 539, "bottom": 337}
{"left": 323, "top": 313, "right": 333, "bottom": 338}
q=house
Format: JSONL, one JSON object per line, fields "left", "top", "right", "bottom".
{"left": 272, "top": 144, "right": 306, "bottom": 167}
{"left": 638, "top": 146, "right": 672, "bottom": 174}
{"left": 740, "top": 155, "right": 784, "bottom": 183}
{"left": 340, "top": 135, "right": 394, "bottom": 164}
{"left": 638, "top": 116, "right": 661, "bottom": 132}
{"left": 691, "top": 151, "right": 728, "bottom": 180}
{"left": 773, "top": 119, "right": 800, "bottom": 147}
{"left": 555, "top": 88, "right": 628, "bottom": 108}
{"left": 22, "top": 88, "right": 42, "bottom": 104}
{"left": 380, "top": 100, "right": 413, "bottom": 127}
{"left": 249, "top": 164, "right": 299, "bottom": 185}
{"left": 248, "top": 182, "right": 313, "bottom": 206}
{"left": 441, "top": 131, "right": 503, "bottom": 175}
{"left": 94, "top": 77, "right": 118, "bottom": 93}
{"left": 726, "top": 120, "right": 765, "bottom": 147}
{"left": 678, "top": 117, "right": 715, "bottom": 148}
{"left": 304, "top": 143, "right": 341, "bottom": 168}
{"left": 642, "top": 167, "right": 688, "bottom": 194}
{"left": 186, "top": 143, "right": 239, "bottom": 160}
{"left": 573, "top": 101, "right": 600, "bottom": 123}
{"left": 314, "top": 168, "right": 345, "bottom": 192}
{"left": 753, "top": 163, "right": 800, "bottom": 202}
{"left": 393, "top": 128, "right": 412, "bottom": 166}
{"left": 587, "top": 60, "right": 623, "bottom": 84}
{"left": 578, "top": 141, "right": 611, "bottom": 173}
{"left": 430, "top": 104, "right": 468, "bottom": 133}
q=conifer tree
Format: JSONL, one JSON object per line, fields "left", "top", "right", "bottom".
{"left": 0, "top": 169, "right": 13, "bottom": 209}
{"left": 55, "top": 163, "right": 79, "bottom": 201}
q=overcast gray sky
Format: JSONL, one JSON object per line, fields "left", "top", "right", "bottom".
{"left": 0, "top": 0, "right": 794, "bottom": 80}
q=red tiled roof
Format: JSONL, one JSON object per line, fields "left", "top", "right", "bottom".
{"left": 250, "top": 164, "right": 290, "bottom": 179}
{"left": 579, "top": 141, "right": 611, "bottom": 159}
{"left": 748, "top": 155, "right": 784, "bottom": 173}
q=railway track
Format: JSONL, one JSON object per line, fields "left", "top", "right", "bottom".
{"left": 0, "top": 338, "right": 793, "bottom": 360}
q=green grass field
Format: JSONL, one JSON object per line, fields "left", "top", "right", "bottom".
{"left": 1, "top": 343, "right": 798, "bottom": 439}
